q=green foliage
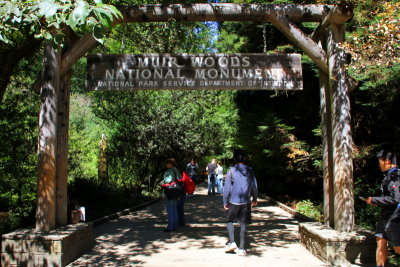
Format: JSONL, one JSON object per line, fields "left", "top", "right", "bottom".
{"left": 296, "top": 200, "right": 323, "bottom": 222}
{"left": 89, "top": 90, "right": 238, "bottom": 192}
{"left": 0, "top": 0, "right": 122, "bottom": 45}
{"left": 69, "top": 93, "right": 109, "bottom": 180}
{"left": 0, "top": 58, "right": 39, "bottom": 234}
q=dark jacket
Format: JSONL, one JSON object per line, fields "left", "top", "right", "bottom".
{"left": 223, "top": 163, "right": 258, "bottom": 206}
{"left": 372, "top": 167, "right": 400, "bottom": 221}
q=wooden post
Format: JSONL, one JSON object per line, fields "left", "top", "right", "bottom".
{"left": 56, "top": 70, "right": 72, "bottom": 226}
{"left": 327, "top": 24, "right": 354, "bottom": 232}
{"left": 317, "top": 33, "right": 335, "bottom": 228}
{"left": 318, "top": 53, "right": 335, "bottom": 228}
{"left": 36, "top": 43, "right": 61, "bottom": 231}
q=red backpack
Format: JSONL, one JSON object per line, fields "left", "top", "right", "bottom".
{"left": 179, "top": 171, "right": 195, "bottom": 194}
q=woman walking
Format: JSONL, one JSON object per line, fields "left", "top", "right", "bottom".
{"left": 161, "top": 158, "right": 182, "bottom": 232}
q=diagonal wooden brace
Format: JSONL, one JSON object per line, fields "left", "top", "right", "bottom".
{"left": 270, "top": 14, "right": 357, "bottom": 91}
{"left": 269, "top": 14, "right": 329, "bottom": 73}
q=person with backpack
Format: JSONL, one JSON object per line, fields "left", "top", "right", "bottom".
{"left": 161, "top": 158, "right": 182, "bottom": 232}
{"left": 365, "top": 148, "right": 400, "bottom": 267}
{"left": 223, "top": 149, "right": 258, "bottom": 256}
{"left": 206, "top": 159, "right": 218, "bottom": 195}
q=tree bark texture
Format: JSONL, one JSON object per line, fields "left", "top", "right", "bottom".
{"left": 55, "top": 70, "right": 72, "bottom": 227}
{"left": 318, "top": 37, "right": 335, "bottom": 229}
{"left": 268, "top": 14, "right": 328, "bottom": 73}
{"left": 327, "top": 25, "right": 354, "bottom": 232}
{"left": 36, "top": 44, "right": 61, "bottom": 232}
{"left": 118, "top": 4, "right": 332, "bottom": 23}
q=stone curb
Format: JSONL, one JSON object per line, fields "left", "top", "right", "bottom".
{"left": 92, "top": 198, "right": 162, "bottom": 227}
{"left": 262, "top": 195, "right": 317, "bottom": 222}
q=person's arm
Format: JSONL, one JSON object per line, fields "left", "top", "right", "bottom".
{"left": 370, "top": 178, "right": 400, "bottom": 206}
{"left": 223, "top": 169, "right": 232, "bottom": 209}
{"left": 371, "top": 193, "right": 399, "bottom": 206}
{"left": 250, "top": 170, "right": 258, "bottom": 206}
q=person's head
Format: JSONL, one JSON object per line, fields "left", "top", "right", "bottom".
{"left": 191, "top": 159, "right": 196, "bottom": 164}
{"left": 233, "top": 149, "right": 246, "bottom": 164}
{"left": 166, "top": 158, "right": 177, "bottom": 168}
{"left": 377, "top": 148, "right": 398, "bottom": 172}
{"left": 211, "top": 159, "right": 217, "bottom": 164}
{"left": 218, "top": 161, "right": 222, "bottom": 166}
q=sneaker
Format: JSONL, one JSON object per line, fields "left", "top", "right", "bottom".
{"left": 225, "top": 242, "right": 238, "bottom": 253}
{"left": 235, "top": 248, "right": 247, "bottom": 256}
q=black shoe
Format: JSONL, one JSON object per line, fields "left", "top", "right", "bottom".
{"left": 163, "top": 229, "right": 175, "bottom": 232}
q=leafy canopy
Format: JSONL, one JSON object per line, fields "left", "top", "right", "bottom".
{"left": 0, "top": 0, "right": 122, "bottom": 45}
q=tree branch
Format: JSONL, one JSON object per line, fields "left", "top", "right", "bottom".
{"left": 0, "top": 36, "right": 43, "bottom": 103}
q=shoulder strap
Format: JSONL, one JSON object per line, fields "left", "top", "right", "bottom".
{"left": 228, "top": 167, "right": 235, "bottom": 185}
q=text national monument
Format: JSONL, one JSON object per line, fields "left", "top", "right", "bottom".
{"left": 86, "top": 53, "right": 303, "bottom": 91}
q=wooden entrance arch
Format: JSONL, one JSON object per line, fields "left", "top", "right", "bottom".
{"left": 37, "top": 3, "right": 355, "bottom": 232}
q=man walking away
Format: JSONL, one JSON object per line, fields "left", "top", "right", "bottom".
{"left": 223, "top": 149, "right": 258, "bottom": 256}
{"left": 365, "top": 148, "right": 400, "bottom": 267}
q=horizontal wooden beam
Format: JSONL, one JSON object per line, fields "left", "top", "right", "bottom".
{"left": 61, "top": 4, "right": 333, "bottom": 76}
{"left": 61, "top": 4, "right": 349, "bottom": 78}
{"left": 118, "top": 4, "right": 333, "bottom": 24}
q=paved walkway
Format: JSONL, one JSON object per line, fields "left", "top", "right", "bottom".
{"left": 68, "top": 185, "right": 328, "bottom": 267}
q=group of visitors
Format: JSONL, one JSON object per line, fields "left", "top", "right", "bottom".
{"left": 206, "top": 159, "right": 224, "bottom": 195}
{"left": 160, "top": 149, "right": 258, "bottom": 256}
{"left": 159, "top": 147, "right": 400, "bottom": 261}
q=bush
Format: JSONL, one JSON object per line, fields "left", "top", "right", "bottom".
{"left": 296, "top": 199, "right": 323, "bottom": 222}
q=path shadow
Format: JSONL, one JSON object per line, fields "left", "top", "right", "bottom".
{"left": 68, "top": 185, "right": 308, "bottom": 266}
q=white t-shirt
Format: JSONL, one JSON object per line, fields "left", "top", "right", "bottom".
{"left": 216, "top": 165, "right": 224, "bottom": 179}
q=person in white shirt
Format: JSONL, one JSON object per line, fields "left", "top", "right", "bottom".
{"left": 216, "top": 161, "right": 224, "bottom": 194}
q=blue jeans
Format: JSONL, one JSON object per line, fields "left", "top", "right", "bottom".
{"left": 217, "top": 178, "right": 224, "bottom": 194}
{"left": 177, "top": 196, "right": 186, "bottom": 226}
{"left": 165, "top": 199, "right": 178, "bottom": 230}
{"left": 208, "top": 174, "right": 216, "bottom": 194}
